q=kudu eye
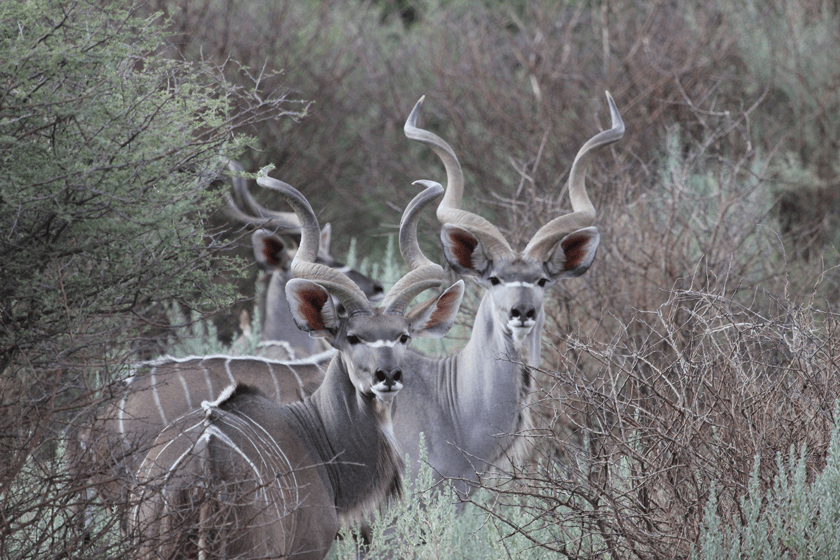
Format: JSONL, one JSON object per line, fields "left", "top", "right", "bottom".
{"left": 399, "top": 334, "right": 410, "bottom": 344}
{"left": 347, "top": 334, "right": 361, "bottom": 345}
{"left": 489, "top": 276, "right": 501, "bottom": 286}
{"left": 538, "top": 278, "right": 549, "bottom": 288}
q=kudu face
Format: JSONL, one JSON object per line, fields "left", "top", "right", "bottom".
{"left": 406, "top": 93, "right": 622, "bottom": 354}
{"left": 336, "top": 313, "right": 411, "bottom": 401}
{"left": 284, "top": 280, "right": 415, "bottom": 404}
{"left": 441, "top": 223, "right": 601, "bottom": 343}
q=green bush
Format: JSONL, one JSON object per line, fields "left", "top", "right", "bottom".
{"left": 0, "top": 1, "right": 296, "bottom": 557}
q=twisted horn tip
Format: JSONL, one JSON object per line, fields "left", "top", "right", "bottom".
{"left": 604, "top": 91, "right": 625, "bottom": 136}
{"left": 405, "top": 95, "right": 427, "bottom": 131}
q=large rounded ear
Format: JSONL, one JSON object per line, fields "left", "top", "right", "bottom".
{"left": 252, "top": 229, "right": 293, "bottom": 272}
{"left": 440, "top": 225, "right": 490, "bottom": 277}
{"left": 545, "top": 227, "right": 600, "bottom": 278}
{"left": 318, "top": 223, "right": 332, "bottom": 259}
{"left": 285, "top": 279, "right": 339, "bottom": 339}
{"left": 406, "top": 280, "right": 465, "bottom": 339}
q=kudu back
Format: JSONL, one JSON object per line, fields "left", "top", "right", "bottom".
{"left": 389, "top": 92, "right": 624, "bottom": 492}
{"left": 130, "top": 177, "right": 464, "bottom": 560}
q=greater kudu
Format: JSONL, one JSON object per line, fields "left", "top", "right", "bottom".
{"left": 224, "top": 160, "right": 385, "bottom": 359}
{"left": 72, "top": 164, "right": 383, "bottom": 529}
{"left": 389, "top": 92, "right": 624, "bottom": 493}
{"left": 130, "top": 176, "right": 465, "bottom": 560}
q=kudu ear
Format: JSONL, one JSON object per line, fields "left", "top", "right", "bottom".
{"left": 406, "top": 280, "right": 465, "bottom": 339}
{"left": 545, "top": 227, "right": 601, "bottom": 278}
{"left": 440, "top": 225, "right": 491, "bottom": 277}
{"left": 319, "top": 223, "right": 332, "bottom": 259}
{"left": 285, "top": 279, "right": 339, "bottom": 339}
{"left": 252, "top": 229, "right": 293, "bottom": 272}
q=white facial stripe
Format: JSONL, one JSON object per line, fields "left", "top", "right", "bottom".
{"left": 363, "top": 339, "right": 398, "bottom": 348}
{"left": 334, "top": 265, "right": 352, "bottom": 274}
{"left": 503, "top": 281, "right": 535, "bottom": 288}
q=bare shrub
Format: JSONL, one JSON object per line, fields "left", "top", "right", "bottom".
{"left": 467, "top": 101, "right": 838, "bottom": 558}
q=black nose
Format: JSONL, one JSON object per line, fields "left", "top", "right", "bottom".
{"left": 375, "top": 369, "right": 402, "bottom": 388}
{"left": 510, "top": 304, "right": 536, "bottom": 321}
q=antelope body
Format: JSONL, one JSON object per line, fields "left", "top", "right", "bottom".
{"left": 131, "top": 177, "right": 464, "bottom": 560}
{"left": 389, "top": 93, "right": 624, "bottom": 491}
{"left": 72, "top": 163, "right": 382, "bottom": 529}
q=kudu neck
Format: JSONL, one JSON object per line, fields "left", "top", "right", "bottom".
{"left": 292, "top": 358, "right": 401, "bottom": 520}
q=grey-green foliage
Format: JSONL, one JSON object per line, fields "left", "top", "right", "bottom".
{"left": 715, "top": 0, "right": 840, "bottom": 186}
{"left": 644, "top": 124, "right": 782, "bottom": 283}
{"left": 330, "top": 436, "right": 463, "bottom": 559}
{"left": 329, "top": 438, "right": 578, "bottom": 559}
{"left": 693, "top": 417, "right": 840, "bottom": 559}
{"left": 4, "top": 438, "right": 126, "bottom": 560}
{"left": 719, "top": 0, "right": 839, "bottom": 119}
{"left": 0, "top": 1, "right": 296, "bottom": 557}
{"left": 0, "top": 0, "right": 294, "bottom": 374}
{"left": 163, "top": 304, "right": 254, "bottom": 357}
{"left": 164, "top": 279, "right": 266, "bottom": 357}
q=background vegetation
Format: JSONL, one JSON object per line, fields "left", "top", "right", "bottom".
{"left": 3, "top": 0, "right": 840, "bottom": 558}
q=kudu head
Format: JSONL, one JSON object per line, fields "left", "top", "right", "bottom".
{"left": 405, "top": 93, "right": 624, "bottom": 348}
{"left": 255, "top": 173, "right": 465, "bottom": 405}
{"left": 224, "top": 160, "right": 385, "bottom": 302}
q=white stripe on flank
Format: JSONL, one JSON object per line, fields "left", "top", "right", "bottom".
{"left": 285, "top": 364, "right": 306, "bottom": 400}
{"left": 211, "top": 419, "right": 282, "bottom": 519}
{"left": 150, "top": 367, "right": 168, "bottom": 425}
{"left": 224, "top": 358, "right": 235, "bottom": 384}
{"left": 266, "top": 362, "right": 282, "bottom": 401}
{"left": 235, "top": 410, "right": 298, "bottom": 514}
{"left": 201, "top": 362, "right": 213, "bottom": 399}
{"left": 118, "top": 395, "right": 127, "bottom": 436}
{"left": 196, "top": 425, "right": 266, "bottom": 487}
{"left": 176, "top": 371, "right": 193, "bottom": 410}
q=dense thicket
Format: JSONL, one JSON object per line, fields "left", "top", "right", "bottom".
{"left": 0, "top": 1, "right": 295, "bottom": 557}
{"left": 141, "top": 0, "right": 840, "bottom": 265}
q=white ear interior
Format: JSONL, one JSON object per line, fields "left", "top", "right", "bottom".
{"left": 546, "top": 227, "right": 600, "bottom": 278}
